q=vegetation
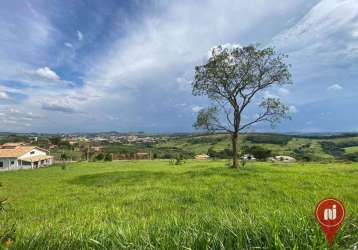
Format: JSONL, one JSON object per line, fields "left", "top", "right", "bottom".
{"left": 0, "top": 161, "right": 357, "bottom": 249}
{"left": 245, "top": 134, "right": 292, "bottom": 145}
{"left": 344, "top": 146, "right": 358, "bottom": 154}
{"left": 192, "top": 45, "right": 291, "bottom": 167}
{"left": 242, "top": 145, "right": 272, "bottom": 160}
{"left": 4, "top": 132, "right": 358, "bottom": 163}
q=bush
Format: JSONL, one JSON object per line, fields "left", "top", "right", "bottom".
{"left": 175, "top": 154, "right": 185, "bottom": 165}
{"left": 95, "top": 153, "right": 105, "bottom": 161}
{"left": 60, "top": 153, "right": 68, "bottom": 161}
{"left": 242, "top": 145, "right": 271, "bottom": 160}
{"left": 344, "top": 152, "right": 358, "bottom": 162}
{"left": 293, "top": 144, "right": 319, "bottom": 162}
{"left": 207, "top": 147, "right": 233, "bottom": 159}
{"left": 104, "top": 153, "right": 113, "bottom": 161}
{"left": 320, "top": 141, "right": 345, "bottom": 158}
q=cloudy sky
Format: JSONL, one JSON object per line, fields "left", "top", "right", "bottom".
{"left": 0, "top": 0, "right": 357, "bottom": 133}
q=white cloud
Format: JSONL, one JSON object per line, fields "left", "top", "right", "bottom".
{"left": 278, "top": 87, "right": 290, "bottom": 96}
{"left": 289, "top": 105, "right": 298, "bottom": 113}
{"left": 352, "top": 30, "right": 358, "bottom": 38}
{"left": 21, "top": 66, "right": 74, "bottom": 87}
{"left": 263, "top": 90, "right": 279, "bottom": 99}
{"left": 41, "top": 100, "right": 77, "bottom": 114}
{"left": 85, "top": 0, "right": 309, "bottom": 91}
{"left": 34, "top": 67, "right": 60, "bottom": 81}
{"left": 0, "top": 107, "right": 43, "bottom": 130}
{"left": 77, "top": 30, "right": 83, "bottom": 41}
{"left": 273, "top": 0, "right": 358, "bottom": 51}
{"left": 5, "top": 0, "right": 356, "bottom": 132}
{"left": 0, "top": 91, "right": 9, "bottom": 100}
{"left": 65, "top": 42, "right": 74, "bottom": 48}
{"left": 191, "top": 105, "right": 203, "bottom": 113}
{"left": 208, "top": 43, "right": 241, "bottom": 58}
{"left": 0, "top": 2, "right": 54, "bottom": 82}
{"left": 327, "top": 84, "right": 343, "bottom": 91}
{"left": 270, "top": 0, "right": 358, "bottom": 107}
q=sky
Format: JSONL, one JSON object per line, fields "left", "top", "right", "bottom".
{"left": 0, "top": 0, "right": 358, "bottom": 133}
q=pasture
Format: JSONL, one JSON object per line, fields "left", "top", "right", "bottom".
{"left": 344, "top": 146, "right": 358, "bottom": 154}
{"left": 0, "top": 160, "right": 358, "bottom": 249}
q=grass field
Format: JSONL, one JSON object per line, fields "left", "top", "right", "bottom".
{"left": 1, "top": 160, "right": 358, "bottom": 249}
{"left": 344, "top": 146, "right": 358, "bottom": 154}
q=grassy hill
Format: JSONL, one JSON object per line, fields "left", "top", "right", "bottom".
{"left": 1, "top": 160, "right": 358, "bottom": 249}
{"left": 344, "top": 146, "right": 358, "bottom": 154}
{"left": 154, "top": 133, "right": 338, "bottom": 161}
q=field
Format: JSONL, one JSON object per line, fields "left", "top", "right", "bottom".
{"left": 344, "top": 146, "right": 358, "bottom": 154}
{"left": 1, "top": 160, "right": 358, "bottom": 249}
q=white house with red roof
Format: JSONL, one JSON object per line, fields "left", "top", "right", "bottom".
{"left": 0, "top": 143, "right": 53, "bottom": 171}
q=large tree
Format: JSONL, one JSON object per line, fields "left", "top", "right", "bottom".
{"left": 192, "top": 45, "right": 292, "bottom": 168}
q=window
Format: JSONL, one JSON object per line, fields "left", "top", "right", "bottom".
{"left": 0, "top": 162, "right": 3, "bottom": 168}
{"left": 10, "top": 161, "right": 15, "bottom": 165}
{"left": 30, "top": 151, "right": 35, "bottom": 155}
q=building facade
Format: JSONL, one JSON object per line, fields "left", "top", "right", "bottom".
{"left": 0, "top": 144, "right": 53, "bottom": 171}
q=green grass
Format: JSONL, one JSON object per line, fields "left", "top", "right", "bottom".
{"left": 1, "top": 160, "right": 358, "bottom": 249}
{"left": 155, "top": 135, "right": 335, "bottom": 160}
{"left": 344, "top": 146, "right": 358, "bottom": 154}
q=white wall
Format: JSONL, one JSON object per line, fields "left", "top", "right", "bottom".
{"left": 19, "top": 148, "right": 47, "bottom": 159}
{"left": 0, "top": 148, "right": 49, "bottom": 171}
{"left": 0, "top": 157, "right": 22, "bottom": 171}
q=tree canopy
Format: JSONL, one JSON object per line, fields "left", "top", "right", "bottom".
{"left": 192, "top": 45, "right": 292, "bottom": 167}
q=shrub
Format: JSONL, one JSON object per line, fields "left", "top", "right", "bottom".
{"left": 104, "top": 153, "right": 113, "bottom": 161}
{"left": 60, "top": 153, "right": 68, "bottom": 161}
{"left": 207, "top": 147, "right": 233, "bottom": 158}
{"left": 242, "top": 145, "right": 271, "bottom": 160}
{"left": 344, "top": 152, "right": 358, "bottom": 162}
{"left": 95, "top": 153, "right": 105, "bottom": 161}
{"left": 293, "top": 144, "right": 319, "bottom": 162}
{"left": 175, "top": 154, "right": 185, "bottom": 165}
{"left": 320, "top": 141, "right": 344, "bottom": 158}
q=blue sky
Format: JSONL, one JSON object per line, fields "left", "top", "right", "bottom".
{"left": 0, "top": 0, "right": 357, "bottom": 133}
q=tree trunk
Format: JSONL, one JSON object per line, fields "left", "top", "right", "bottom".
{"left": 231, "top": 132, "right": 239, "bottom": 168}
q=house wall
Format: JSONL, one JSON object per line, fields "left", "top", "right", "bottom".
{"left": 0, "top": 157, "right": 26, "bottom": 171}
{"left": 0, "top": 148, "right": 50, "bottom": 172}
{"left": 19, "top": 148, "right": 47, "bottom": 159}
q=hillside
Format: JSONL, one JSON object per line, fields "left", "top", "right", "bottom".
{"left": 154, "top": 133, "right": 358, "bottom": 161}
{"left": 0, "top": 160, "right": 358, "bottom": 249}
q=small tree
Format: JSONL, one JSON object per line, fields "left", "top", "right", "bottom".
{"left": 104, "top": 153, "right": 113, "bottom": 161}
{"left": 60, "top": 153, "right": 68, "bottom": 161}
{"left": 95, "top": 153, "right": 105, "bottom": 161}
{"left": 193, "top": 45, "right": 291, "bottom": 168}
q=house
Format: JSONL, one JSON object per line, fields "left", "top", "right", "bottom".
{"left": 0, "top": 144, "right": 53, "bottom": 171}
{"left": 195, "top": 154, "right": 210, "bottom": 160}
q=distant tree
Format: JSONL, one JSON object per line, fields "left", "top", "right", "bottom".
{"left": 104, "top": 153, "right": 113, "bottom": 161}
{"left": 49, "top": 136, "right": 62, "bottom": 146}
{"left": 60, "top": 153, "right": 68, "bottom": 161}
{"left": 192, "top": 45, "right": 291, "bottom": 168}
{"left": 95, "top": 153, "right": 105, "bottom": 161}
{"left": 174, "top": 154, "right": 185, "bottom": 165}
{"left": 242, "top": 145, "right": 271, "bottom": 160}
